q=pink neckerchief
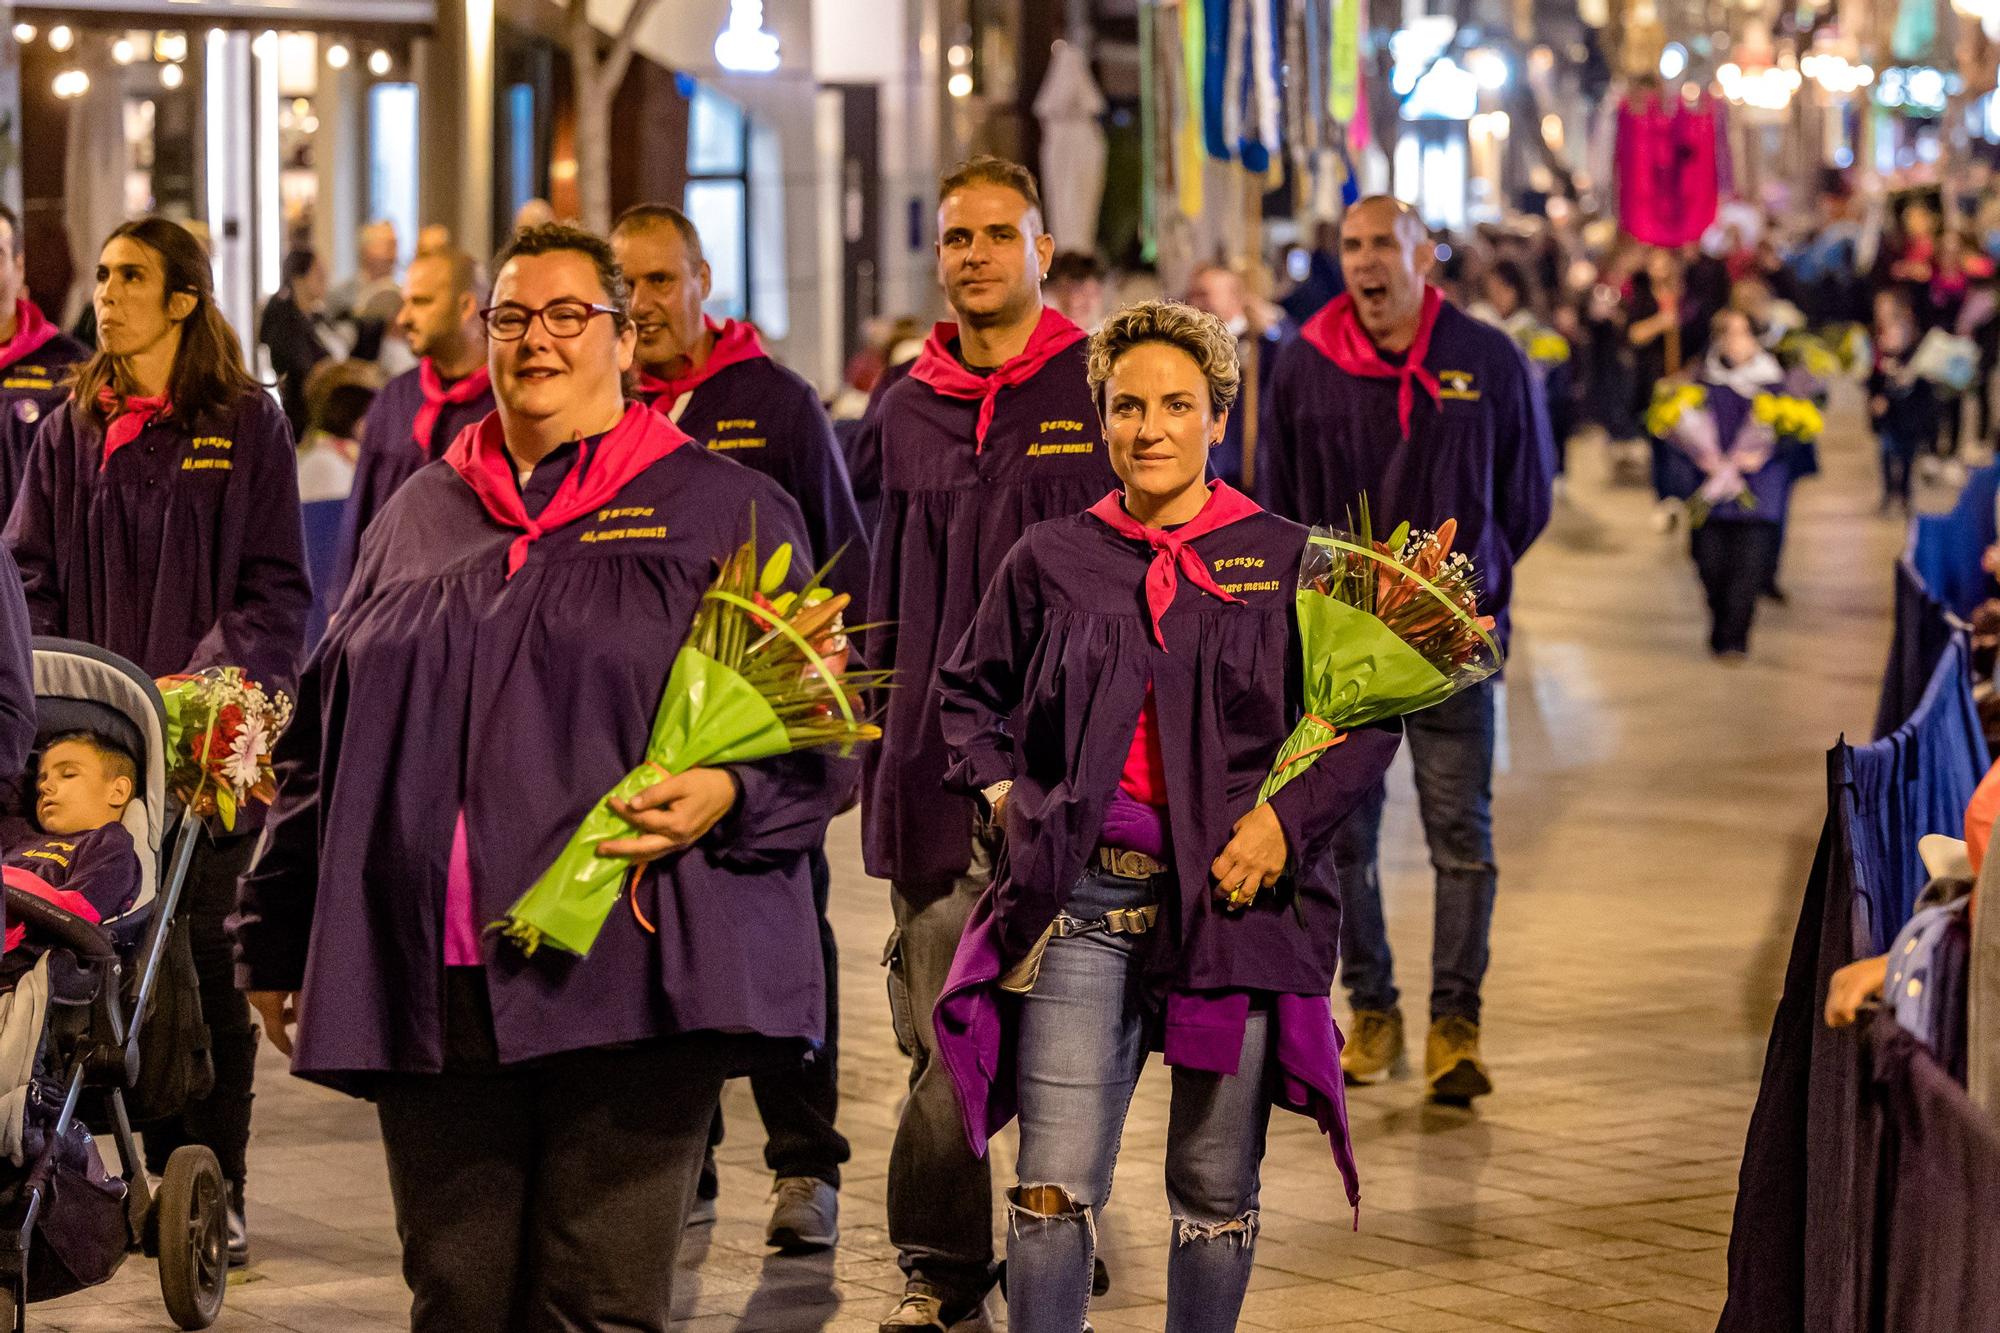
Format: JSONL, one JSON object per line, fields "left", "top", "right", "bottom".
{"left": 636, "top": 318, "right": 768, "bottom": 420}
{"left": 1299, "top": 285, "right": 1445, "bottom": 439}
{"left": 442, "top": 403, "right": 690, "bottom": 577}
{"left": 907, "top": 306, "right": 1086, "bottom": 450}
{"left": 1085, "top": 481, "right": 1264, "bottom": 648}
{"left": 0, "top": 299, "right": 59, "bottom": 372}
{"left": 413, "top": 360, "right": 492, "bottom": 454}
{"left": 97, "top": 389, "right": 171, "bottom": 469}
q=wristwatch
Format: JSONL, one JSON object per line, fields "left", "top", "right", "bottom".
{"left": 978, "top": 780, "right": 1014, "bottom": 823}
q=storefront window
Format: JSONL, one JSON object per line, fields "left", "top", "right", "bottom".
{"left": 687, "top": 82, "right": 749, "bottom": 320}
{"left": 503, "top": 82, "right": 537, "bottom": 219}
{"left": 368, "top": 82, "right": 419, "bottom": 269}
{"left": 689, "top": 83, "right": 746, "bottom": 176}
{"left": 687, "top": 178, "right": 747, "bottom": 318}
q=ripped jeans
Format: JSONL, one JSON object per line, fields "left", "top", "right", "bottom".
{"left": 1007, "top": 870, "right": 1272, "bottom": 1332}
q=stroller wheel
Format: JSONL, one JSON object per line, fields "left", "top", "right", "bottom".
{"left": 156, "top": 1146, "right": 227, "bottom": 1329}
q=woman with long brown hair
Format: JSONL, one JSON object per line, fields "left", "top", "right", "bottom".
{"left": 3, "top": 215, "right": 311, "bottom": 1266}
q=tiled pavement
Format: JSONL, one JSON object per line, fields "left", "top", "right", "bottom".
{"left": 37, "top": 385, "right": 1911, "bottom": 1330}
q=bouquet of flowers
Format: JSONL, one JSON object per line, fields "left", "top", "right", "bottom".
{"left": 1834, "top": 323, "right": 1872, "bottom": 379}
{"left": 157, "top": 668, "right": 294, "bottom": 831}
{"left": 1645, "top": 382, "right": 1707, "bottom": 439}
{"left": 1751, "top": 391, "right": 1824, "bottom": 442}
{"left": 1260, "top": 504, "right": 1502, "bottom": 802}
{"left": 1775, "top": 329, "right": 1843, "bottom": 383}
{"left": 495, "top": 530, "right": 887, "bottom": 958}
{"left": 1523, "top": 330, "right": 1571, "bottom": 367}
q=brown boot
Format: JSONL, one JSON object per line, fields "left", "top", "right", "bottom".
{"left": 1340, "top": 1007, "right": 1406, "bottom": 1084}
{"left": 1425, "top": 1015, "right": 1493, "bottom": 1104}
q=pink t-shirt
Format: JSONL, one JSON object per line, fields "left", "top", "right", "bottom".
{"left": 1119, "top": 688, "right": 1168, "bottom": 807}
{"left": 444, "top": 812, "right": 481, "bottom": 966}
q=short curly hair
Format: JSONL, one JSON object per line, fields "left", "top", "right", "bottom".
{"left": 1086, "top": 300, "right": 1241, "bottom": 417}
{"left": 491, "top": 222, "right": 630, "bottom": 324}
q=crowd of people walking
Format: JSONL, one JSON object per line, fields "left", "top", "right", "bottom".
{"left": 0, "top": 145, "right": 1987, "bottom": 1332}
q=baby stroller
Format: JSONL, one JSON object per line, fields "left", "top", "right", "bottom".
{"left": 0, "top": 639, "right": 228, "bottom": 1329}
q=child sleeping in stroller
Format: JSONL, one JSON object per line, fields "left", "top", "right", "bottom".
{"left": 0, "top": 732, "right": 142, "bottom": 989}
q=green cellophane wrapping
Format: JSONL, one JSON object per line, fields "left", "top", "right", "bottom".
{"left": 1258, "top": 529, "right": 1501, "bottom": 803}
{"left": 497, "top": 646, "right": 792, "bottom": 958}
{"left": 1259, "top": 597, "right": 1453, "bottom": 802}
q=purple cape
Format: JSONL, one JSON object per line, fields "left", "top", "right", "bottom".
{"left": 861, "top": 339, "right": 1117, "bottom": 885}
{"left": 935, "top": 509, "right": 1399, "bottom": 987}
{"left": 928, "top": 508, "right": 1397, "bottom": 1205}
{"left": 330, "top": 364, "right": 496, "bottom": 599}
{"left": 1257, "top": 300, "right": 1556, "bottom": 645}
{"left": 4, "top": 390, "right": 309, "bottom": 699}
{"left": 1, "top": 817, "right": 141, "bottom": 922}
{"left": 840, "top": 356, "right": 916, "bottom": 532}
{"left": 667, "top": 358, "right": 870, "bottom": 608}
{"left": 231, "top": 440, "right": 851, "bottom": 1095}
{"left": 0, "top": 544, "right": 31, "bottom": 777}
{"left": 0, "top": 331, "right": 86, "bottom": 524}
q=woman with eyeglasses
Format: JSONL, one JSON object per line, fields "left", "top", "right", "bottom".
{"left": 5, "top": 215, "right": 311, "bottom": 1265}
{"left": 233, "top": 224, "right": 850, "bottom": 1331}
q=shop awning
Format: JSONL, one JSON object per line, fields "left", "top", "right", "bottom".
{"left": 13, "top": 0, "right": 436, "bottom": 30}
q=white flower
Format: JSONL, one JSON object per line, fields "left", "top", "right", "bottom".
{"left": 224, "top": 714, "right": 268, "bottom": 791}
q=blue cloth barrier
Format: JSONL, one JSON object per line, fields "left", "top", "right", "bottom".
{"left": 1875, "top": 557, "right": 1962, "bottom": 740}
{"left": 1910, "top": 462, "right": 1999, "bottom": 619}
{"left": 1725, "top": 638, "right": 1991, "bottom": 1331}
{"left": 1851, "top": 637, "right": 1989, "bottom": 955}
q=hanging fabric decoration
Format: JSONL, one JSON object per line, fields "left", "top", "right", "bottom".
{"left": 1241, "top": 0, "right": 1281, "bottom": 173}
{"left": 1330, "top": 0, "right": 1360, "bottom": 123}
{"left": 1615, "top": 88, "right": 1720, "bottom": 248}
{"left": 1221, "top": 0, "right": 1247, "bottom": 158}
{"left": 1205, "top": 0, "right": 1232, "bottom": 159}
{"left": 1034, "top": 41, "right": 1109, "bottom": 252}
{"left": 1140, "top": 0, "right": 1157, "bottom": 254}
{"left": 1348, "top": 62, "right": 1370, "bottom": 154}
{"left": 1180, "top": 0, "right": 1207, "bottom": 215}
{"left": 1284, "top": 0, "right": 1310, "bottom": 204}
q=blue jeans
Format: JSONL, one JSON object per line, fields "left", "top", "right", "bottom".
{"left": 1007, "top": 871, "right": 1273, "bottom": 1333}
{"left": 1330, "top": 680, "right": 1498, "bottom": 1023}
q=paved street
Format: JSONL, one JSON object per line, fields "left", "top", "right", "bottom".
{"left": 38, "top": 384, "right": 1911, "bottom": 1331}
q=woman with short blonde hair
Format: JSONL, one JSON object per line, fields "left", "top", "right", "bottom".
{"left": 933, "top": 300, "right": 1399, "bottom": 1328}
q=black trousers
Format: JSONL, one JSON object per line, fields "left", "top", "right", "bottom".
{"left": 1880, "top": 426, "right": 1922, "bottom": 506}
{"left": 1691, "top": 520, "right": 1783, "bottom": 656}
{"left": 143, "top": 831, "right": 259, "bottom": 1185}
{"left": 376, "top": 971, "right": 731, "bottom": 1333}
{"left": 712, "top": 845, "right": 849, "bottom": 1186}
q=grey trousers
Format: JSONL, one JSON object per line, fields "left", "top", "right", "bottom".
{"left": 884, "top": 840, "right": 997, "bottom": 1301}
